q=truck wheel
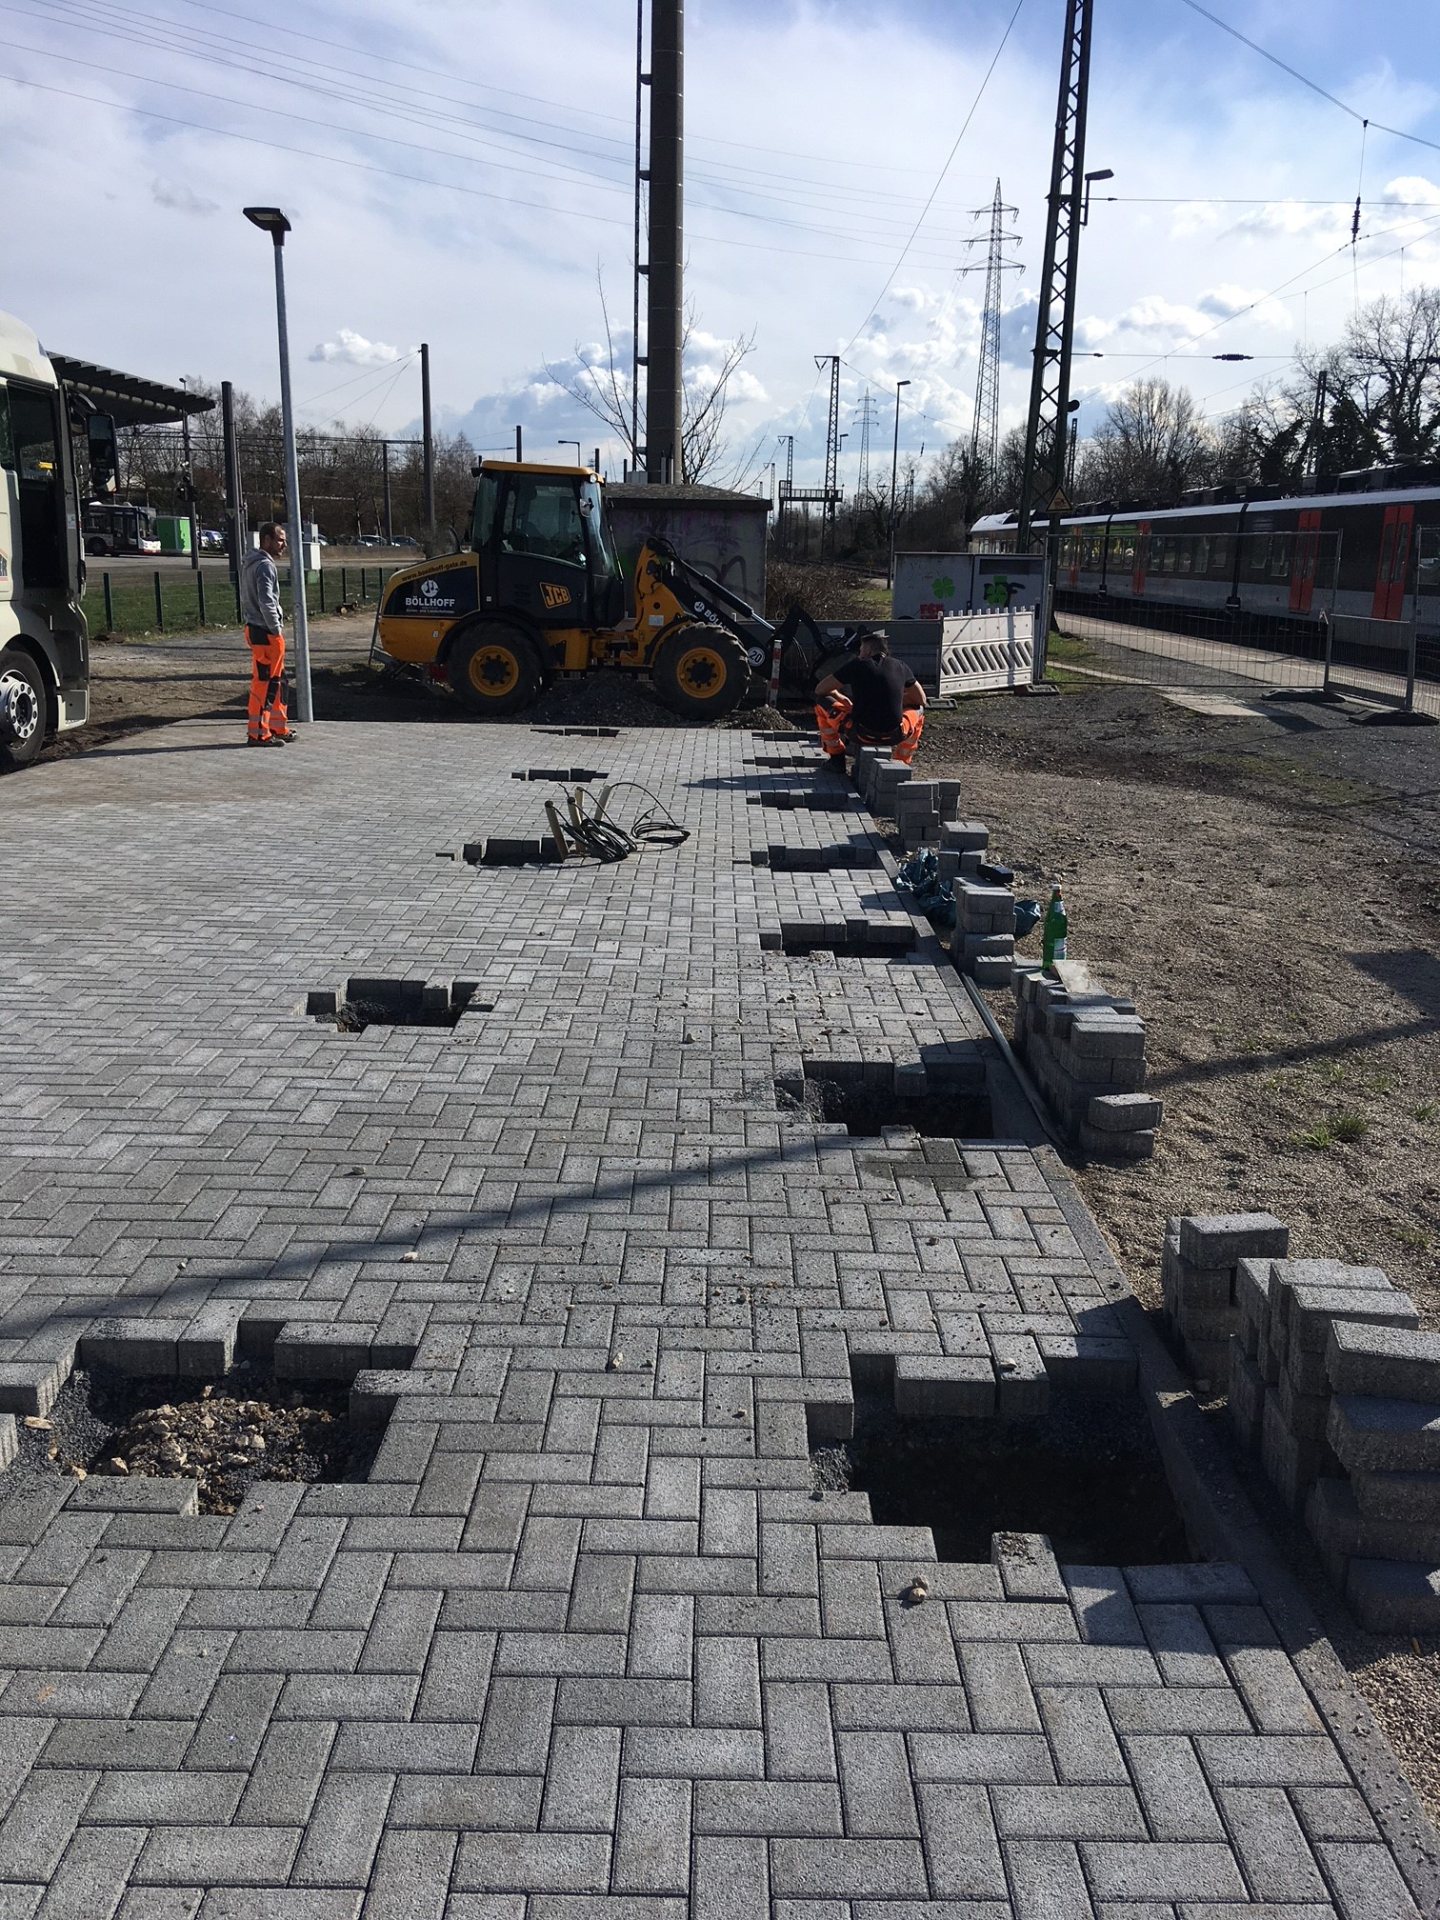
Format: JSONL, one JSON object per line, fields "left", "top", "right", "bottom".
{"left": 0, "top": 647, "right": 48, "bottom": 773}
{"left": 652, "top": 625, "right": 748, "bottom": 720}
{"left": 448, "top": 624, "right": 543, "bottom": 718}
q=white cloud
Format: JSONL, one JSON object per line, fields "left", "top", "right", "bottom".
{"left": 309, "top": 328, "right": 404, "bottom": 367}
{"left": 150, "top": 178, "right": 218, "bottom": 216}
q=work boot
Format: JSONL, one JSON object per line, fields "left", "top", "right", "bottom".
{"left": 246, "top": 736, "right": 284, "bottom": 748}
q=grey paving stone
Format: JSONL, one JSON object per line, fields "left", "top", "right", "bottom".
{"left": 0, "top": 722, "right": 1424, "bottom": 1920}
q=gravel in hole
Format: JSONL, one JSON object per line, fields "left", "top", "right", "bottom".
{"left": 10, "top": 1363, "right": 378, "bottom": 1515}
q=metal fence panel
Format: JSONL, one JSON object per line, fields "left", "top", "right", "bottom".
{"left": 939, "top": 611, "right": 1035, "bottom": 695}
{"left": 1323, "top": 613, "right": 1419, "bottom": 713}
{"left": 1049, "top": 530, "right": 1343, "bottom": 700}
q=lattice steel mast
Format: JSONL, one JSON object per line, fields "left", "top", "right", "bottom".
{"left": 1017, "top": 0, "right": 1094, "bottom": 547}
{"left": 960, "top": 181, "right": 1021, "bottom": 485}
{"left": 814, "top": 354, "right": 841, "bottom": 558}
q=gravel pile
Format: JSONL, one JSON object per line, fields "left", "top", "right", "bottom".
{"left": 102, "top": 1381, "right": 356, "bottom": 1514}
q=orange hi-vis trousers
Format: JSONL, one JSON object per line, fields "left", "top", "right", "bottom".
{"left": 246, "top": 626, "right": 289, "bottom": 741}
{"left": 815, "top": 693, "right": 924, "bottom": 765}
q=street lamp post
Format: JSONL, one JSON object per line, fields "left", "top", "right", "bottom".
{"left": 244, "top": 205, "right": 313, "bottom": 724}
{"left": 557, "top": 439, "right": 582, "bottom": 464}
{"left": 1081, "top": 167, "right": 1114, "bottom": 227}
{"left": 887, "top": 379, "right": 911, "bottom": 590}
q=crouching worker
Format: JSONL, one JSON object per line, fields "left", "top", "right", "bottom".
{"left": 814, "top": 633, "right": 926, "bottom": 767}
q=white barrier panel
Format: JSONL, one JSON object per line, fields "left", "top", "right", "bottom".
{"left": 939, "top": 610, "right": 1035, "bottom": 695}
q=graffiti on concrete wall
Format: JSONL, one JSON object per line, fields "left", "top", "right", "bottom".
{"left": 609, "top": 501, "right": 768, "bottom": 610}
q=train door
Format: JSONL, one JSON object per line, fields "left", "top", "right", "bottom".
{"left": 1371, "top": 503, "right": 1414, "bottom": 620}
{"left": 1131, "top": 522, "right": 1149, "bottom": 597}
{"left": 1289, "top": 509, "right": 1321, "bottom": 613}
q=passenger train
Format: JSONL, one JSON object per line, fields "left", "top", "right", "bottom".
{"left": 970, "top": 466, "right": 1440, "bottom": 635}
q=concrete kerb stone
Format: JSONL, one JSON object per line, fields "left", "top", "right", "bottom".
{"left": 1034, "top": 1148, "right": 1440, "bottom": 1914}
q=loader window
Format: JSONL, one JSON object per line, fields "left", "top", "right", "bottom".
{"left": 501, "top": 475, "right": 586, "bottom": 567}
{"left": 470, "top": 470, "right": 501, "bottom": 551}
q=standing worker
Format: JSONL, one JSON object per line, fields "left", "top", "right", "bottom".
{"left": 238, "top": 523, "right": 296, "bottom": 746}
{"left": 814, "top": 633, "right": 926, "bottom": 768}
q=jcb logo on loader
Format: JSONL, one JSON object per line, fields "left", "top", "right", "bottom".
{"left": 541, "top": 582, "right": 572, "bottom": 610}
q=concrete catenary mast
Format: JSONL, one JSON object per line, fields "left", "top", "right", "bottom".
{"left": 645, "top": 0, "right": 684, "bottom": 483}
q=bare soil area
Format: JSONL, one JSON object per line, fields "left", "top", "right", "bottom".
{"left": 915, "top": 683, "right": 1440, "bottom": 1324}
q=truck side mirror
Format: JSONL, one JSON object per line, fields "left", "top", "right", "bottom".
{"left": 87, "top": 414, "right": 119, "bottom": 495}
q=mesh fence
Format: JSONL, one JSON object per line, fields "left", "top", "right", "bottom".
{"left": 85, "top": 563, "right": 395, "bottom": 638}
{"left": 1049, "top": 530, "right": 1341, "bottom": 699}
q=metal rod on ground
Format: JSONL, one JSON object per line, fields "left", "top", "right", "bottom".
{"left": 645, "top": 0, "right": 683, "bottom": 483}
{"left": 421, "top": 343, "right": 435, "bottom": 554}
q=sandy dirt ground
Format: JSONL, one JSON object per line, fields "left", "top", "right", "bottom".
{"left": 34, "top": 625, "right": 1440, "bottom": 1820}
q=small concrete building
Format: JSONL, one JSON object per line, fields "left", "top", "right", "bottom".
{"left": 606, "top": 482, "right": 769, "bottom": 614}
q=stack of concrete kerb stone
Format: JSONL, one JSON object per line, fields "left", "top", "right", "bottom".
{"left": 1161, "top": 1212, "right": 1290, "bottom": 1389}
{"left": 851, "top": 746, "right": 914, "bottom": 819}
{"left": 1226, "top": 1245, "right": 1440, "bottom": 1628}
{"left": 1011, "top": 963, "right": 1160, "bottom": 1159}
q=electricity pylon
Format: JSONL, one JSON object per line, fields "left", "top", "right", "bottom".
{"left": 959, "top": 181, "right": 1022, "bottom": 487}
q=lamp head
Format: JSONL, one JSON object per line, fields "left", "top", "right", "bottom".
{"left": 243, "top": 206, "right": 292, "bottom": 243}
{"left": 1085, "top": 168, "right": 1115, "bottom": 184}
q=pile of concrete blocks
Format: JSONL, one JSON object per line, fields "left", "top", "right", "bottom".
{"left": 1227, "top": 1248, "right": 1439, "bottom": 1628}
{"left": 1010, "top": 962, "right": 1160, "bottom": 1159}
{"left": 1161, "top": 1212, "right": 1290, "bottom": 1388}
{"left": 852, "top": 746, "right": 914, "bottom": 818}
{"left": 952, "top": 855, "right": 1015, "bottom": 988}
{"left": 893, "top": 777, "right": 965, "bottom": 847}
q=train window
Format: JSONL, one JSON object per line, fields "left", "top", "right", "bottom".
{"left": 1177, "top": 542, "right": 1194, "bottom": 574}
{"left": 1196, "top": 537, "right": 1212, "bottom": 575}
{"left": 1212, "top": 536, "right": 1230, "bottom": 572}
{"left": 1268, "top": 537, "right": 1290, "bottom": 580}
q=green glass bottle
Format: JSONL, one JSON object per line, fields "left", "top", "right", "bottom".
{"left": 1042, "top": 885, "right": 1068, "bottom": 971}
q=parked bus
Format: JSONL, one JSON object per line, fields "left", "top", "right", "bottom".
{"left": 1, "top": 309, "right": 117, "bottom": 772}
{"left": 83, "top": 498, "right": 159, "bottom": 556}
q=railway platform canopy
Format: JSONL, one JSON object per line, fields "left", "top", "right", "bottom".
{"left": 47, "top": 352, "right": 213, "bottom": 429}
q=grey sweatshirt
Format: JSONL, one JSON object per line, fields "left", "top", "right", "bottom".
{"left": 239, "top": 546, "right": 285, "bottom": 634}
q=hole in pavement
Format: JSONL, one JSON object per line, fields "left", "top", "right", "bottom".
{"left": 813, "top": 1389, "right": 1191, "bottom": 1564}
{"left": 308, "top": 977, "right": 492, "bottom": 1032}
{"left": 533, "top": 726, "right": 621, "bottom": 738}
{"left": 755, "top": 844, "right": 883, "bottom": 871}
{"left": 772, "top": 925, "right": 917, "bottom": 959}
{"left": 462, "top": 837, "right": 565, "bottom": 867}
{"left": 752, "top": 791, "right": 858, "bottom": 811}
{"left": 776, "top": 1065, "right": 991, "bottom": 1139}
{"left": 512, "top": 768, "right": 608, "bottom": 783}
{"left": 748, "top": 755, "right": 819, "bottom": 770}
{"left": 10, "top": 1362, "right": 380, "bottom": 1516}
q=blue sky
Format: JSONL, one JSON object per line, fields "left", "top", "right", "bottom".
{"left": 4, "top": 0, "right": 1438, "bottom": 488}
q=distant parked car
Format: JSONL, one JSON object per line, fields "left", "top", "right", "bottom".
{"left": 391, "top": 535, "right": 419, "bottom": 548}
{"left": 200, "top": 528, "right": 225, "bottom": 551}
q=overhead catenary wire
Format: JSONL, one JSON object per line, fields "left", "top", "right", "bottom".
{"left": 1175, "top": 0, "right": 1440, "bottom": 161}
{"left": 839, "top": 0, "right": 1025, "bottom": 358}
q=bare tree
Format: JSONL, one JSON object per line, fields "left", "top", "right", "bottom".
{"left": 545, "top": 271, "right": 758, "bottom": 484}
{"left": 1074, "top": 377, "right": 1216, "bottom": 502}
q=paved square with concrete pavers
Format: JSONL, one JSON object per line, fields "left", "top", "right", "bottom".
{"left": 0, "top": 716, "right": 1433, "bottom": 1916}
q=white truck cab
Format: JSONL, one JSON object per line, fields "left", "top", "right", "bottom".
{"left": 1, "top": 310, "right": 116, "bottom": 772}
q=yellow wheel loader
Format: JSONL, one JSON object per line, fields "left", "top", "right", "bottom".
{"left": 375, "top": 460, "right": 768, "bottom": 722}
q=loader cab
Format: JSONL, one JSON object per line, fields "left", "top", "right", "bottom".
{"left": 470, "top": 462, "right": 626, "bottom": 631}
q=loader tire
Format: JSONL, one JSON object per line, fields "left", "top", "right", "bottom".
{"left": 651, "top": 625, "right": 749, "bottom": 721}
{"left": 448, "top": 623, "right": 543, "bottom": 718}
